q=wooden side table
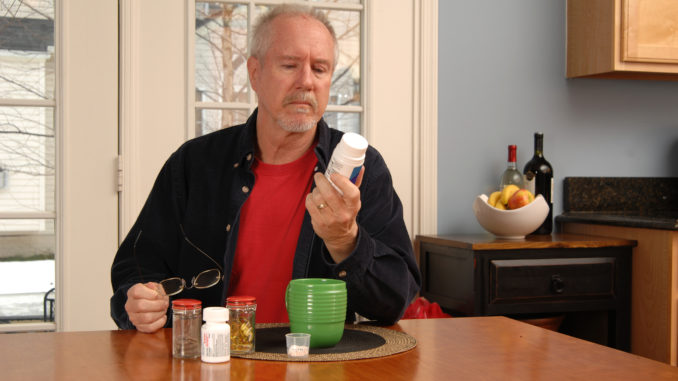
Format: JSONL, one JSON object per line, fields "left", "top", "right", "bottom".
{"left": 415, "top": 234, "right": 636, "bottom": 351}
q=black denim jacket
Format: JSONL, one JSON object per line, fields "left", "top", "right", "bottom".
{"left": 110, "top": 110, "right": 421, "bottom": 329}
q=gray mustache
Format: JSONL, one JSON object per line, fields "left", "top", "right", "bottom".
{"left": 283, "top": 92, "right": 318, "bottom": 111}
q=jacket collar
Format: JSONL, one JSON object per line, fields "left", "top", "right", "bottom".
{"left": 314, "top": 116, "right": 332, "bottom": 168}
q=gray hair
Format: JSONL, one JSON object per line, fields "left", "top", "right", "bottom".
{"left": 250, "top": 3, "right": 339, "bottom": 68}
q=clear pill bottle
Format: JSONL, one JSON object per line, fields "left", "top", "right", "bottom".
{"left": 226, "top": 296, "right": 257, "bottom": 355}
{"left": 201, "top": 307, "right": 230, "bottom": 363}
{"left": 172, "top": 299, "right": 202, "bottom": 359}
{"left": 325, "top": 132, "right": 368, "bottom": 193}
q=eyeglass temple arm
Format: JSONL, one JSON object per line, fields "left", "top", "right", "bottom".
{"left": 179, "top": 224, "right": 224, "bottom": 273}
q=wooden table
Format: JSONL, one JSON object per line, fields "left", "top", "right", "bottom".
{"left": 2, "top": 317, "right": 677, "bottom": 380}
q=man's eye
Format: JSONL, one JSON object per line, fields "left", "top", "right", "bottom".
{"left": 313, "top": 67, "right": 327, "bottom": 74}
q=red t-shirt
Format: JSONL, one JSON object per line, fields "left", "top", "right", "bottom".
{"left": 228, "top": 145, "right": 317, "bottom": 323}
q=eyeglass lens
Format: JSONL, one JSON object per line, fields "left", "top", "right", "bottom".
{"left": 193, "top": 269, "right": 221, "bottom": 288}
{"left": 159, "top": 269, "right": 221, "bottom": 296}
{"left": 160, "top": 278, "right": 185, "bottom": 296}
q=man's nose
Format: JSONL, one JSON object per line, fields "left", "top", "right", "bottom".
{"left": 295, "top": 64, "right": 314, "bottom": 89}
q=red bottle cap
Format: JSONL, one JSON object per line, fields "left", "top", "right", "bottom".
{"left": 507, "top": 145, "right": 517, "bottom": 162}
{"left": 226, "top": 296, "right": 257, "bottom": 306}
{"left": 172, "top": 299, "right": 202, "bottom": 310}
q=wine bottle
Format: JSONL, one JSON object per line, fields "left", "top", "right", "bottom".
{"left": 500, "top": 145, "right": 524, "bottom": 189}
{"left": 523, "top": 132, "right": 553, "bottom": 234}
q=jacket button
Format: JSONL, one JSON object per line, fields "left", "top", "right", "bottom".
{"left": 233, "top": 162, "right": 239, "bottom": 168}
{"left": 338, "top": 270, "right": 347, "bottom": 278}
{"left": 242, "top": 186, "right": 249, "bottom": 193}
{"left": 226, "top": 224, "right": 231, "bottom": 232}
{"left": 246, "top": 153, "right": 252, "bottom": 161}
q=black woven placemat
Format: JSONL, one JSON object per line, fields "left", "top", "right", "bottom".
{"left": 233, "top": 323, "right": 417, "bottom": 362}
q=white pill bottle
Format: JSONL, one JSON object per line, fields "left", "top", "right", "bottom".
{"left": 325, "top": 132, "right": 368, "bottom": 193}
{"left": 201, "top": 307, "right": 230, "bottom": 363}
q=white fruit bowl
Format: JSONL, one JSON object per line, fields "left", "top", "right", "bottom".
{"left": 472, "top": 194, "right": 549, "bottom": 239}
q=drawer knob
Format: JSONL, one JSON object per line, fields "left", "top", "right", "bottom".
{"left": 551, "top": 275, "right": 565, "bottom": 294}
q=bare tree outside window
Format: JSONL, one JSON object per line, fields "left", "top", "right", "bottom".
{"left": 195, "top": 2, "right": 251, "bottom": 133}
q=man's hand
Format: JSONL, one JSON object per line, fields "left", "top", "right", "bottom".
{"left": 305, "top": 168, "right": 364, "bottom": 263}
{"left": 125, "top": 282, "right": 169, "bottom": 333}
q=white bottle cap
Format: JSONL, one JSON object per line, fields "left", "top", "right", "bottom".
{"left": 339, "top": 133, "right": 368, "bottom": 161}
{"left": 203, "top": 307, "right": 229, "bottom": 322}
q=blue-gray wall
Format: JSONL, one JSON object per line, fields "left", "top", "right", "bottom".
{"left": 437, "top": 1, "right": 678, "bottom": 235}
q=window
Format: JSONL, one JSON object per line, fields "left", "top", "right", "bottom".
{"left": 0, "top": 0, "right": 56, "bottom": 329}
{"left": 191, "top": 0, "right": 363, "bottom": 137}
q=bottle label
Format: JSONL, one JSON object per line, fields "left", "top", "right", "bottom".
{"left": 325, "top": 158, "right": 362, "bottom": 195}
{"left": 549, "top": 177, "right": 554, "bottom": 203}
{"left": 348, "top": 166, "right": 361, "bottom": 184}
{"left": 202, "top": 330, "right": 230, "bottom": 362}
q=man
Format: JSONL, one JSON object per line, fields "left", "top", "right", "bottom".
{"left": 110, "top": 4, "right": 420, "bottom": 332}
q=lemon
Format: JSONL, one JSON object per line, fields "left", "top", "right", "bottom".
{"left": 488, "top": 191, "right": 501, "bottom": 206}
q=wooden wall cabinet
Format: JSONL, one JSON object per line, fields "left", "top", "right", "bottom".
{"left": 567, "top": 0, "right": 678, "bottom": 80}
{"left": 561, "top": 223, "right": 678, "bottom": 365}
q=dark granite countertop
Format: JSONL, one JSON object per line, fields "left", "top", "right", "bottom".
{"left": 555, "top": 177, "right": 678, "bottom": 231}
{"left": 557, "top": 211, "right": 678, "bottom": 230}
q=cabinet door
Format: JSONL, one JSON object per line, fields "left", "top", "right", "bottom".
{"left": 622, "top": 0, "right": 678, "bottom": 63}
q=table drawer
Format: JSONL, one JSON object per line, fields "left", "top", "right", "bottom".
{"left": 489, "top": 257, "right": 615, "bottom": 304}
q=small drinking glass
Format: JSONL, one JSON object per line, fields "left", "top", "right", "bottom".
{"left": 286, "top": 333, "right": 311, "bottom": 358}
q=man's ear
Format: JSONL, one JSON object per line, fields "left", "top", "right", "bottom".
{"left": 247, "top": 56, "right": 260, "bottom": 92}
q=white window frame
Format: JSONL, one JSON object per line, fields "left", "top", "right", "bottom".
{"left": 415, "top": 0, "right": 437, "bottom": 235}
{"left": 57, "top": 0, "right": 119, "bottom": 332}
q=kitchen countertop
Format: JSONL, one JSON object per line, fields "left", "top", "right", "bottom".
{"left": 417, "top": 233, "right": 637, "bottom": 250}
{"left": 557, "top": 211, "right": 678, "bottom": 230}
{"left": 555, "top": 177, "right": 678, "bottom": 231}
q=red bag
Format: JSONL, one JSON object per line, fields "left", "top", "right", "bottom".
{"left": 402, "top": 297, "right": 451, "bottom": 319}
